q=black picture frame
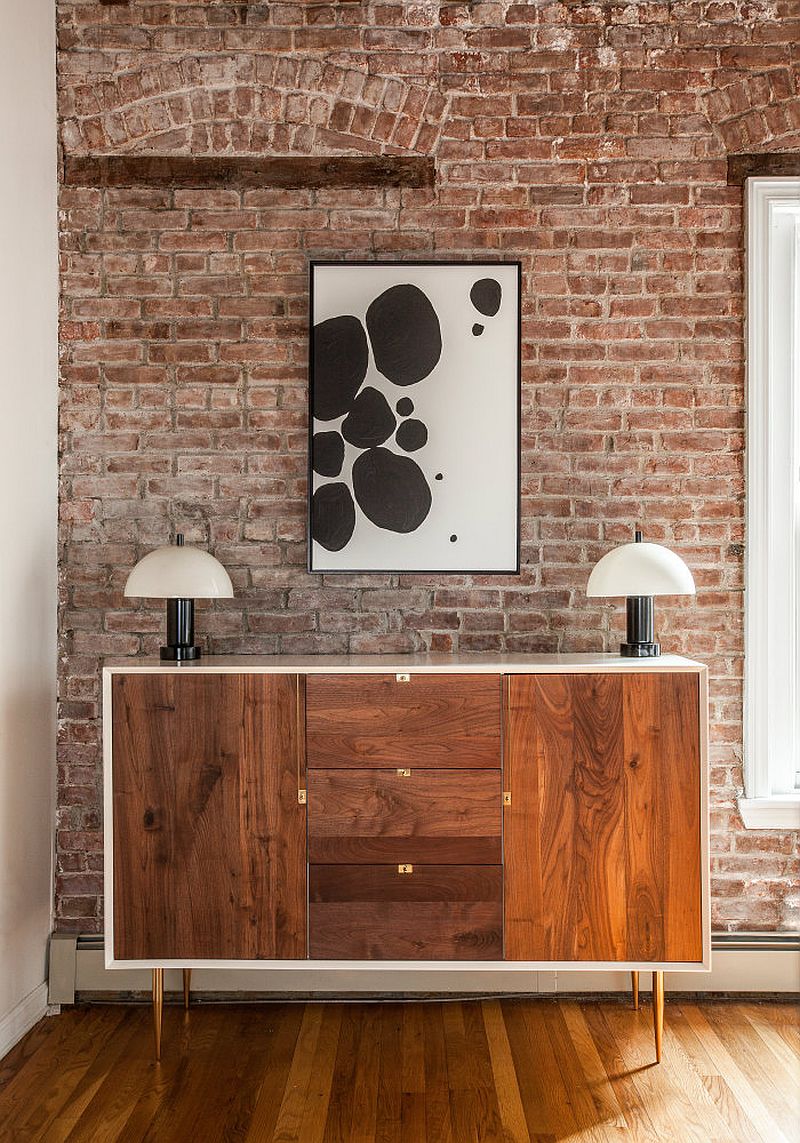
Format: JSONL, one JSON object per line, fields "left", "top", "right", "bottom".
{"left": 308, "top": 259, "right": 522, "bottom": 575}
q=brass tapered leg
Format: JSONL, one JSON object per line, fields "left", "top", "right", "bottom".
{"left": 152, "top": 968, "right": 164, "bottom": 1061}
{"left": 183, "top": 969, "right": 192, "bottom": 1010}
{"left": 652, "top": 970, "right": 664, "bottom": 1063}
{"left": 631, "top": 971, "right": 639, "bottom": 1010}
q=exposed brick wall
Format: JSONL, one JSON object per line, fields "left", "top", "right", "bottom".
{"left": 56, "top": 0, "right": 800, "bottom": 934}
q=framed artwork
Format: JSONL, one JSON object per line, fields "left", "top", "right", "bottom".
{"left": 308, "top": 260, "right": 520, "bottom": 573}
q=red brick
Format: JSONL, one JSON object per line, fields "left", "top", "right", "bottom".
{"left": 54, "top": 0, "right": 796, "bottom": 934}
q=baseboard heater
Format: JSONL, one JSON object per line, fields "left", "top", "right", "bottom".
{"left": 710, "top": 932, "right": 799, "bottom": 951}
{"left": 46, "top": 932, "right": 800, "bottom": 1007}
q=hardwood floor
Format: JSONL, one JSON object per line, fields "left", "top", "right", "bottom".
{"left": 0, "top": 998, "right": 797, "bottom": 1142}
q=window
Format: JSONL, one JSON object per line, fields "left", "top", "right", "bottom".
{"left": 741, "top": 178, "right": 800, "bottom": 829}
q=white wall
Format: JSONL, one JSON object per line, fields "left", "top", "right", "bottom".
{"left": 0, "top": 0, "right": 57, "bottom": 1055}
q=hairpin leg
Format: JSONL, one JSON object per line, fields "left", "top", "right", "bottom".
{"left": 152, "top": 968, "right": 164, "bottom": 1060}
{"left": 183, "top": 968, "right": 192, "bottom": 1010}
{"left": 652, "top": 971, "right": 664, "bottom": 1063}
{"left": 630, "top": 971, "right": 639, "bottom": 1010}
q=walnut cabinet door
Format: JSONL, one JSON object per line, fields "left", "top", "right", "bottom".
{"left": 504, "top": 672, "right": 703, "bottom": 963}
{"left": 111, "top": 672, "right": 306, "bottom": 961}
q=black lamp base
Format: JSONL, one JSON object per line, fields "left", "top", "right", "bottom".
{"left": 620, "top": 640, "right": 661, "bottom": 658}
{"left": 621, "top": 595, "right": 661, "bottom": 658}
{"left": 160, "top": 644, "right": 202, "bottom": 662}
{"left": 161, "top": 598, "right": 202, "bottom": 662}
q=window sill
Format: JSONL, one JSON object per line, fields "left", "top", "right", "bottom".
{"left": 738, "top": 796, "right": 800, "bottom": 830}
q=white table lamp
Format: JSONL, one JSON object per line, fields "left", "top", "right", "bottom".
{"left": 586, "top": 529, "right": 695, "bottom": 657}
{"left": 124, "top": 534, "right": 233, "bottom": 661}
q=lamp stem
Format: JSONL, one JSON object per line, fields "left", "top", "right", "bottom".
{"left": 162, "top": 598, "right": 201, "bottom": 661}
{"left": 621, "top": 596, "right": 660, "bottom": 657}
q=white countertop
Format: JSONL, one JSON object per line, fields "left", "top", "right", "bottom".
{"left": 103, "top": 652, "right": 705, "bottom": 674}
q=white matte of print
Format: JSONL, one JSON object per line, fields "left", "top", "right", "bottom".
{"left": 309, "top": 261, "right": 520, "bottom": 573}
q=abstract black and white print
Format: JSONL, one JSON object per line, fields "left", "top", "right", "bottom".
{"left": 309, "top": 261, "right": 520, "bottom": 573}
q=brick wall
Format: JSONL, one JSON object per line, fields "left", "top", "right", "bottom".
{"left": 56, "top": 0, "right": 800, "bottom": 934}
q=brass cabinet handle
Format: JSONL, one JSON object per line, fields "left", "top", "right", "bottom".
{"left": 398, "top": 864, "right": 413, "bottom": 874}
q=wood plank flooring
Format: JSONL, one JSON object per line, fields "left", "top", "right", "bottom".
{"left": 0, "top": 998, "right": 796, "bottom": 1142}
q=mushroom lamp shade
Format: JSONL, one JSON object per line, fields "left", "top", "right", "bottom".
{"left": 124, "top": 534, "right": 233, "bottom": 661}
{"left": 586, "top": 530, "right": 695, "bottom": 657}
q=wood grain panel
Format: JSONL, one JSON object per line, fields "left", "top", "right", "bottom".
{"left": 310, "top": 864, "right": 502, "bottom": 903}
{"left": 309, "top": 836, "right": 502, "bottom": 865}
{"left": 305, "top": 674, "right": 501, "bottom": 769}
{"left": 111, "top": 672, "right": 306, "bottom": 960}
{"left": 63, "top": 155, "right": 436, "bottom": 189}
{"left": 504, "top": 674, "right": 626, "bottom": 961}
{"left": 310, "top": 889, "right": 502, "bottom": 961}
{"left": 624, "top": 672, "right": 702, "bottom": 962}
{"left": 307, "top": 768, "right": 502, "bottom": 864}
{"left": 504, "top": 672, "right": 703, "bottom": 963}
{"left": 622, "top": 673, "right": 665, "bottom": 961}
{"left": 728, "top": 152, "right": 800, "bottom": 184}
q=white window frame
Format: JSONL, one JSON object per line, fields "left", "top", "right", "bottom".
{"left": 740, "top": 178, "right": 800, "bottom": 830}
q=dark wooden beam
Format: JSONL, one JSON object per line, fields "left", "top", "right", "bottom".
{"left": 727, "top": 152, "right": 800, "bottom": 184}
{"left": 62, "top": 155, "right": 436, "bottom": 190}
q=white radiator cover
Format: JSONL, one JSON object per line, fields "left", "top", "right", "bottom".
{"left": 50, "top": 940, "right": 800, "bottom": 1004}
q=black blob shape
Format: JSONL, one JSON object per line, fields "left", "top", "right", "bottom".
{"left": 312, "top": 431, "right": 345, "bottom": 478}
{"left": 470, "top": 278, "right": 502, "bottom": 317}
{"left": 450, "top": 534, "right": 458, "bottom": 542}
{"left": 435, "top": 472, "right": 443, "bottom": 481}
{"left": 352, "top": 447, "right": 432, "bottom": 534}
{"left": 341, "top": 386, "right": 396, "bottom": 449}
{"left": 472, "top": 323, "right": 484, "bottom": 336}
{"left": 395, "top": 418, "right": 428, "bottom": 453}
{"left": 311, "top": 482, "right": 356, "bottom": 551}
{"left": 366, "top": 284, "right": 442, "bottom": 386}
{"left": 396, "top": 397, "right": 414, "bottom": 416}
{"left": 312, "top": 315, "right": 368, "bottom": 421}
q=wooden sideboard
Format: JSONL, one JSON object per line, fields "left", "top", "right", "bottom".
{"left": 103, "top": 653, "right": 710, "bottom": 1060}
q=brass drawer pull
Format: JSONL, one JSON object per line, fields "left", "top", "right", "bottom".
{"left": 397, "top": 768, "right": 412, "bottom": 777}
{"left": 398, "top": 864, "right": 413, "bottom": 874}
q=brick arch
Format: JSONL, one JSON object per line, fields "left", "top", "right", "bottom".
{"left": 705, "top": 65, "right": 800, "bottom": 153}
{"left": 59, "top": 55, "right": 450, "bottom": 157}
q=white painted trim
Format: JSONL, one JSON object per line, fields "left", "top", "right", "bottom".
{"left": 104, "top": 662, "right": 710, "bottom": 971}
{"left": 545, "top": 950, "right": 798, "bottom": 994}
{"left": 739, "top": 795, "right": 800, "bottom": 830}
{"left": 103, "top": 669, "right": 114, "bottom": 969}
{"left": 105, "top": 957, "right": 709, "bottom": 972}
{"left": 699, "top": 668, "right": 711, "bottom": 957}
{"left": 0, "top": 982, "right": 48, "bottom": 1061}
{"left": 744, "top": 177, "right": 800, "bottom": 826}
{"left": 102, "top": 652, "right": 704, "bottom": 676}
{"left": 75, "top": 950, "right": 797, "bottom": 996}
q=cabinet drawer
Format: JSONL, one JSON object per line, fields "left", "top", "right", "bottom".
{"left": 307, "top": 768, "right": 502, "bottom": 864}
{"left": 309, "top": 865, "right": 503, "bottom": 960}
{"left": 305, "top": 673, "right": 501, "bottom": 769}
